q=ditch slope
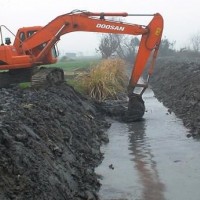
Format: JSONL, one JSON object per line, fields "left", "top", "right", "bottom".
{"left": 0, "top": 83, "right": 110, "bottom": 200}
{"left": 1, "top": 56, "right": 199, "bottom": 199}
{"left": 150, "top": 56, "right": 200, "bottom": 136}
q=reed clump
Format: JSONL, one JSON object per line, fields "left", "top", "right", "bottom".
{"left": 74, "top": 58, "right": 128, "bottom": 101}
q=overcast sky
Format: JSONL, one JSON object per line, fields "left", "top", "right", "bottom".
{"left": 1, "top": 0, "right": 200, "bottom": 55}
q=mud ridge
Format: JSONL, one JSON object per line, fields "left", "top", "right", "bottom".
{"left": 150, "top": 56, "right": 200, "bottom": 136}
{"left": 0, "top": 82, "right": 110, "bottom": 200}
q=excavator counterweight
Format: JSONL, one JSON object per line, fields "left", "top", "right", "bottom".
{"left": 0, "top": 10, "right": 164, "bottom": 121}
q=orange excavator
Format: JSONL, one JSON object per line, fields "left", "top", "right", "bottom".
{"left": 0, "top": 10, "right": 163, "bottom": 121}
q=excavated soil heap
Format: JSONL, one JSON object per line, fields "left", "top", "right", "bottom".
{"left": 150, "top": 56, "right": 200, "bottom": 136}
{"left": 0, "top": 82, "right": 110, "bottom": 200}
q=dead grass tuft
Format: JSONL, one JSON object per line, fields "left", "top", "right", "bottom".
{"left": 74, "top": 58, "right": 128, "bottom": 101}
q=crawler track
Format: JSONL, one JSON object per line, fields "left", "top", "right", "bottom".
{"left": 0, "top": 68, "right": 33, "bottom": 88}
{"left": 0, "top": 67, "right": 64, "bottom": 88}
{"left": 31, "top": 67, "right": 65, "bottom": 87}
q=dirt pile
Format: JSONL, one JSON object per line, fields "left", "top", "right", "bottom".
{"left": 150, "top": 56, "right": 200, "bottom": 136}
{"left": 0, "top": 83, "right": 110, "bottom": 200}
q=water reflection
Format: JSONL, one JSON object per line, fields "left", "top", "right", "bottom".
{"left": 128, "top": 120, "right": 166, "bottom": 200}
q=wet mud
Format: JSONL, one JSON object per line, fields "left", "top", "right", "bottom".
{"left": 150, "top": 56, "right": 200, "bottom": 136}
{"left": 0, "top": 83, "right": 110, "bottom": 200}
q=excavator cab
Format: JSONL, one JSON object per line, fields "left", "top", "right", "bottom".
{"left": 13, "top": 26, "right": 59, "bottom": 65}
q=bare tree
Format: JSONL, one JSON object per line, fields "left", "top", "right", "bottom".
{"left": 117, "top": 36, "right": 140, "bottom": 63}
{"left": 190, "top": 32, "right": 200, "bottom": 52}
{"left": 158, "top": 37, "right": 176, "bottom": 56}
{"left": 97, "top": 34, "right": 122, "bottom": 58}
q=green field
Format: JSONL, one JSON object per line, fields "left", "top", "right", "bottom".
{"left": 50, "top": 57, "right": 100, "bottom": 72}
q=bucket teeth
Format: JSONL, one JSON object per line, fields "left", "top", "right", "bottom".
{"left": 125, "top": 94, "right": 145, "bottom": 122}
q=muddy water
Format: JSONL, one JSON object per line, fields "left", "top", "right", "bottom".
{"left": 96, "top": 89, "right": 200, "bottom": 200}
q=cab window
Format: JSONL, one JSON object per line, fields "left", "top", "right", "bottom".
{"left": 19, "top": 32, "right": 25, "bottom": 41}
{"left": 52, "top": 45, "right": 59, "bottom": 58}
{"left": 27, "top": 31, "right": 37, "bottom": 38}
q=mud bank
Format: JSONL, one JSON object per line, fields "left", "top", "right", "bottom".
{"left": 150, "top": 56, "right": 200, "bottom": 136}
{"left": 0, "top": 83, "right": 110, "bottom": 200}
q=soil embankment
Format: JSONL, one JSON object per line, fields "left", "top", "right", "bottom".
{"left": 150, "top": 56, "right": 200, "bottom": 136}
{"left": 0, "top": 55, "right": 199, "bottom": 199}
{"left": 0, "top": 83, "right": 110, "bottom": 200}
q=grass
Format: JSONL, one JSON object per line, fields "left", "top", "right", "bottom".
{"left": 18, "top": 82, "right": 31, "bottom": 89}
{"left": 71, "top": 58, "right": 129, "bottom": 101}
{"left": 50, "top": 57, "right": 100, "bottom": 72}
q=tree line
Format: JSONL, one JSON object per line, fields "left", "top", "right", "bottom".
{"left": 96, "top": 32, "right": 200, "bottom": 63}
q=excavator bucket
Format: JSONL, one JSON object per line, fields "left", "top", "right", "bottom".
{"left": 125, "top": 94, "right": 145, "bottom": 122}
